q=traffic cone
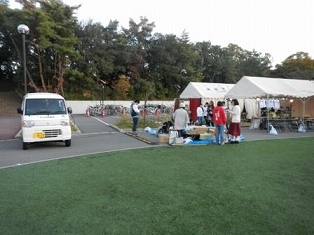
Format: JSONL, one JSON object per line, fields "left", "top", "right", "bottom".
{"left": 101, "top": 109, "right": 106, "bottom": 118}
{"left": 86, "top": 109, "right": 90, "bottom": 117}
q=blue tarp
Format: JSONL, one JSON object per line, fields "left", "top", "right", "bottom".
{"left": 188, "top": 136, "right": 245, "bottom": 145}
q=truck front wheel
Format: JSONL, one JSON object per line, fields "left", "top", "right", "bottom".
{"left": 65, "top": 139, "right": 71, "bottom": 147}
{"left": 23, "top": 142, "right": 29, "bottom": 150}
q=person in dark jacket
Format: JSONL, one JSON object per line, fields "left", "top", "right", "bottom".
{"left": 130, "top": 100, "right": 140, "bottom": 134}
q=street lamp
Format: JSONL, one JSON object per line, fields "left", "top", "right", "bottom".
{"left": 17, "top": 24, "right": 29, "bottom": 95}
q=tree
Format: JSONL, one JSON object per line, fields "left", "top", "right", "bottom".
{"left": 112, "top": 75, "right": 131, "bottom": 99}
{"left": 0, "top": 0, "right": 79, "bottom": 94}
{"left": 122, "top": 17, "right": 155, "bottom": 99}
{"left": 0, "top": 2, "right": 39, "bottom": 88}
{"left": 147, "top": 33, "right": 202, "bottom": 98}
{"left": 35, "top": 0, "right": 79, "bottom": 94}
{"left": 271, "top": 52, "right": 314, "bottom": 80}
{"left": 67, "top": 19, "right": 130, "bottom": 99}
{"left": 196, "top": 44, "right": 237, "bottom": 83}
{"left": 235, "top": 49, "right": 272, "bottom": 78}
{"left": 1, "top": 1, "right": 313, "bottom": 100}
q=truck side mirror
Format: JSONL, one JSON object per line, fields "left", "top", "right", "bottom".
{"left": 17, "top": 108, "right": 23, "bottom": 114}
{"left": 67, "top": 107, "right": 72, "bottom": 114}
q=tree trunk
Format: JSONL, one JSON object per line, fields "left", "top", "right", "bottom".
{"left": 36, "top": 47, "right": 47, "bottom": 92}
{"left": 55, "top": 55, "right": 64, "bottom": 96}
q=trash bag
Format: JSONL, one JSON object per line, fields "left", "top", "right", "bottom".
{"left": 298, "top": 124, "right": 306, "bottom": 133}
{"left": 269, "top": 125, "right": 278, "bottom": 135}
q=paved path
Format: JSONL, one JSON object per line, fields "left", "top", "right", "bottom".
{"left": 0, "top": 115, "right": 20, "bottom": 140}
{"left": 0, "top": 114, "right": 314, "bottom": 169}
{"left": 1, "top": 114, "right": 314, "bottom": 143}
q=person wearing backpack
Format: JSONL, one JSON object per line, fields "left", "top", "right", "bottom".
{"left": 130, "top": 100, "right": 140, "bottom": 134}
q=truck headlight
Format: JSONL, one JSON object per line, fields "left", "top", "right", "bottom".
{"left": 61, "top": 120, "right": 70, "bottom": 126}
{"left": 22, "top": 120, "right": 35, "bottom": 127}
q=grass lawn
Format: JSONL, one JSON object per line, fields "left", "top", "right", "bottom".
{"left": 0, "top": 138, "right": 313, "bottom": 235}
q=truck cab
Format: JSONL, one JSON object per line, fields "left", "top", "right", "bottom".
{"left": 17, "top": 92, "right": 72, "bottom": 150}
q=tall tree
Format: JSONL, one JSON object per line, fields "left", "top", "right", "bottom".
{"left": 122, "top": 17, "right": 155, "bottom": 99}
{"left": 68, "top": 19, "right": 134, "bottom": 100}
{"left": 197, "top": 44, "right": 235, "bottom": 83}
{"left": 233, "top": 48, "right": 272, "bottom": 78}
{"left": 147, "top": 33, "right": 202, "bottom": 98}
{"left": 271, "top": 52, "right": 314, "bottom": 80}
{"left": 35, "top": 0, "right": 79, "bottom": 94}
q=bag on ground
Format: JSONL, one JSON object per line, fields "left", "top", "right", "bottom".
{"left": 169, "top": 130, "right": 178, "bottom": 144}
{"left": 269, "top": 125, "right": 278, "bottom": 135}
{"left": 298, "top": 124, "right": 306, "bottom": 133}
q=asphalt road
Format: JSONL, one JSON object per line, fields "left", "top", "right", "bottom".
{"left": 0, "top": 115, "right": 160, "bottom": 169}
{"left": 1, "top": 114, "right": 314, "bottom": 169}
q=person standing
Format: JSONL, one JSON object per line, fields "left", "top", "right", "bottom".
{"left": 226, "top": 99, "right": 241, "bottom": 143}
{"left": 203, "top": 102, "right": 209, "bottom": 125}
{"left": 196, "top": 103, "right": 204, "bottom": 125}
{"left": 222, "top": 101, "right": 229, "bottom": 130}
{"left": 213, "top": 101, "right": 227, "bottom": 145}
{"left": 130, "top": 100, "right": 140, "bottom": 134}
{"left": 173, "top": 103, "right": 189, "bottom": 137}
{"left": 154, "top": 105, "right": 162, "bottom": 121}
{"left": 207, "top": 100, "right": 215, "bottom": 127}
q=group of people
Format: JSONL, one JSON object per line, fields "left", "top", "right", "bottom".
{"left": 196, "top": 101, "right": 215, "bottom": 126}
{"left": 130, "top": 98, "right": 241, "bottom": 145}
{"left": 172, "top": 99, "right": 241, "bottom": 144}
{"left": 213, "top": 99, "right": 241, "bottom": 145}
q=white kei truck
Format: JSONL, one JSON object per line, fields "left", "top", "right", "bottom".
{"left": 17, "top": 92, "right": 72, "bottom": 150}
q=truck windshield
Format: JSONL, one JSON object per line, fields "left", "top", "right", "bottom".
{"left": 25, "top": 98, "right": 67, "bottom": 115}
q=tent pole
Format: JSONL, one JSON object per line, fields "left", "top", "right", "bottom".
{"left": 300, "top": 97, "right": 309, "bottom": 124}
{"left": 267, "top": 94, "right": 270, "bottom": 133}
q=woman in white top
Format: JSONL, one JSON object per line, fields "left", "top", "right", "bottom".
{"left": 226, "top": 99, "right": 241, "bottom": 143}
{"left": 196, "top": 103, "right": 204, "bottom": 125}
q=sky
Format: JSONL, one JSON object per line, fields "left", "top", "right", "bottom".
{"left": 10, "top": 0, "right": 314, "bottom": 67}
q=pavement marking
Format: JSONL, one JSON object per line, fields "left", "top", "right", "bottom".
{"left": 91, "top": 116, "right": 158, "bottom": 145}
{"left": 92, "top": 116, "right": 111, "bottom": 126}
{"left": 124, "top": 132, "right": 158, "bottom": 145}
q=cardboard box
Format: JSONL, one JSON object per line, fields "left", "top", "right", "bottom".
{"left": 158, "top": 134, "right": 169, "bottom": 143}
{"left": 188, "top": 126, "right": 209, "bottom": 135}
{"left": 200, "top": 133, "right": 213, "bottom": 140}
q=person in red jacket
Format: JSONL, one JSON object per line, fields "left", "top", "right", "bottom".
{"left": 213, "top": 101, "right": 227, "bottom": 145}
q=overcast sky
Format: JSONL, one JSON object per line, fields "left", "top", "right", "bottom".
{"left": 10, "top": 0, "right": 314, "bottom": 67}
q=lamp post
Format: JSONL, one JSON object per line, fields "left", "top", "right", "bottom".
{"left": 99, "top": 79, "right": 106, "bottom": 106}
{"left": 17, "top": 24, "right": 29, "bottom": 95}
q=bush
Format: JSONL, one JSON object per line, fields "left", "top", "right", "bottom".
{"left": 116, "top": 114, "right": 172, "bottom": 129}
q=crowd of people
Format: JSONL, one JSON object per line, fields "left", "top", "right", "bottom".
{"left": 130, "top": 98, "right": 242, "bottom": 145}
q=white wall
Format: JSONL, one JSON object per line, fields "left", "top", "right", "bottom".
{"left": 65, "top": 100, "right": 175, "bottom": 114}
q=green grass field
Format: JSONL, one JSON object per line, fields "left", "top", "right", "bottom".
{"left": 0, "top": 138, "right": 313, "bottom": 235}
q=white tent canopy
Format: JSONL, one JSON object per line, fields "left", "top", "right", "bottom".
{"left": 180, "top": 82, "right": 259, "bottom": 119}
{"left": 225, "top": 76, "right": 314, "bottom": 99}
{"left": 180, "top": 82, "right": 234, "bottom": 99}
{"left": 225, "top": 76, "right": 314, "bottom": 124}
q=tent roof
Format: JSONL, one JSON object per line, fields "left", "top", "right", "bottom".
{"left": 180, "top": 82, "right": 234, "bottom": 99}
{"left": 225, "top": 76, "right": 314, "bottom": 99}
